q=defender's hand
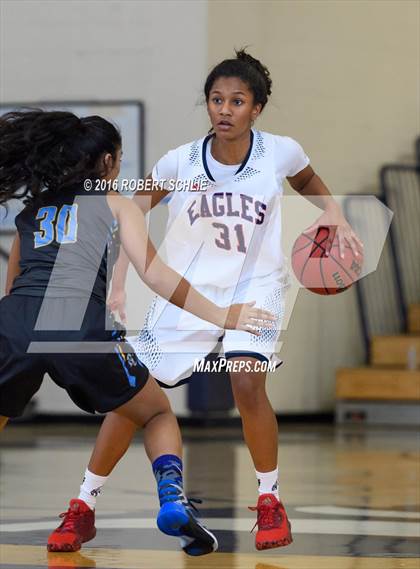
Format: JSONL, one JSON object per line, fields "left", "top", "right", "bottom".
{"left": 219, "top": 302, "right": 276, "bottom": 336}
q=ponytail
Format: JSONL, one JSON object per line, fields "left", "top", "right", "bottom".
{"left": 0, "top": 109, "right": 121, "bottom": 205}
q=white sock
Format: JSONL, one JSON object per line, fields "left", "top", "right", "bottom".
{"left": 78, "top": 469, "right": 108, "bottom": 510}
{"left": 255, "top": 467, "right": 279, "bottom": 499}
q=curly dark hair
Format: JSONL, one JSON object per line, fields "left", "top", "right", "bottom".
{"left": 204, "top": 48, "right": 272, "bottom": 110}
{"left": 0, "top": 109, "right": 121, "bottom": 205}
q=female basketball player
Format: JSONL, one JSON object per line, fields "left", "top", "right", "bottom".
{"left": 53, "top": 50, "right": 363, "bottom": 552}
{"left": 0, "top": 109, "right": 275, "bottom": 555}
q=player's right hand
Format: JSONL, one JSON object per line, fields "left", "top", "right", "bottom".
{"left": 107, "top": 288, "right": 127, "bottom": 324}
{"left": 222, "top": 301, "right": 276, "bottom": 336}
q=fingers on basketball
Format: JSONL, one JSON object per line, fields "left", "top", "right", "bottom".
{"left": 292, "top": 227, "right": 364, "bottom": 295}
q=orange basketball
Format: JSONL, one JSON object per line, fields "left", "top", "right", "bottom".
{"left": 291, "top": 226, "right": 363, "bottom": 295}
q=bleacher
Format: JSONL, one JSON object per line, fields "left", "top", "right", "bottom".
{"left": 336, "top": 137, "right": 420, "bottom": 424}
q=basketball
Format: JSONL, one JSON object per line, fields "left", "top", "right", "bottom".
{"left": 291, "top": 226, "right": 364, "bottom": 295}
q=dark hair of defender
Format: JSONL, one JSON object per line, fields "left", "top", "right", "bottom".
{"left": 0, "top": 110, "right": 121, "bottom": 205}
{"left": 204, "top": 48, "right": 273, "bottom": 110}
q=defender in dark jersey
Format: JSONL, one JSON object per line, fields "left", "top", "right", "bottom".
{"left": 2, "top": 185, "right": 147, "bottom": 416}
{"left": 0, "top": 110, "right": 274, "bottom": 555}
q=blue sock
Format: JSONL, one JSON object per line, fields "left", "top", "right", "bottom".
{"left": 152, "top": 454, "right": 185, "bottom": 507}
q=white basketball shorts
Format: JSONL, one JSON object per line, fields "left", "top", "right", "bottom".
{"left": 130, "top": 271, "right": 288, "bottom": 387}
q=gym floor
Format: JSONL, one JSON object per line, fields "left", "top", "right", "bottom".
{"left": 0, "top": 422, "right": 419, "bottom": 569}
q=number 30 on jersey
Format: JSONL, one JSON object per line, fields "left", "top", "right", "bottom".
{"left": 34, "top": 205, "right": 78, "bottom": 248}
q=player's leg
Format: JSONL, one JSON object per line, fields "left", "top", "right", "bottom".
{"left": 223, "top": 275, "right": 292, "bottom": 550}
{"left": 112, "top": 378, "right": 191, "bottom": 536}
{"left": 0, "top": 416, "right": 9, "bottom": 431}
{"left": 85, "top": 383, "right": 217, "bottom": 554}
{"left": 99, "top": 382, "right": 218, "bottom": 556}
{"left": 49, "top": 295, "right": 221, "bottom": 554}
{"left": 85, "top": 412, "right": 137, "bottom": 477}
{"left": 48, "top": 376, "right": 184, "bottom": 552}
{"left": 228, "top": 358, "right": 292, "bottom": 550}
{"left": 127, "top": 305, "right": 221, "bottom": 555}
{"left": 77, "top": 378, "right": 182, "bottom": 511}
{"left": 65, "top": 389, "right": 217, "bottom": 556}
{"left": 84, "top": 384, "right": 182, "bottom": 479}
{"left": 48, "top": 371, "right": 217, "bottom": 555}
{"left": 81, "top": 297, "right": 219, "bottom": 552}
{"left": 229, "top": 359, "right": 278, "bottom": 470}
{"left": 112, "top": 377, "right": 182, "bottom": 459}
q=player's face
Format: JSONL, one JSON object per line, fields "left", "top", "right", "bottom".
{"left": 207, "top": 77, "right": 261, "bottom": 140}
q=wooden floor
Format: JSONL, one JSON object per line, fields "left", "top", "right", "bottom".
{"left": 0, "top": 423, "right": 419, "bottom": 569}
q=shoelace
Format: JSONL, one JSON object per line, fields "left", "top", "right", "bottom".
{"left": 57, "top": 506, "right": 82, "bottom": 532}
{"left": 183, "top": 497, "right": 202, "bottom": 516}
{"left": 248, "top": 502, "right": 281, "bottom": 532}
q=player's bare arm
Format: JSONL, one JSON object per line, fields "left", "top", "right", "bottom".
{"left": 288, "top": 164, "right": 363, "bottom": 257}
{"left": 108, "top": 175, "right": 168, "bottom": 317}
{"left": 133, "top": 174, "right": 169, "bottom": 214}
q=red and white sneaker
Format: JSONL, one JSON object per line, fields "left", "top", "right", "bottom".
{"left": 249, "top": 494, "right": 293, "bottom": 551}
{"left": 47, "top": 499, "right": 96, "bottom": 552}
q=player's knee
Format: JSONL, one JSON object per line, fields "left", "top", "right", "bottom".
{"left": 231, "top": 373, "right": 267, "bottom": 410}
{"left": 116, "top": 382, "right": 172, "bottom": 427}
{"left": 142, "top": 405, "right": 173, "bottom": 428}
{"left": 140, "top": 389, "right": 173, "bottom": 425}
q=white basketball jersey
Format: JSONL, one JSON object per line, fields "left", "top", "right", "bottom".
{"left": 152, "top": 129, "right": 309, "bottom": 288}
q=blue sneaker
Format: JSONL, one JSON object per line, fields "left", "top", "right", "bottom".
{"left": 156, "top": 476, "right": 189, "bottom": 536}
{"left": 157, "top": 500, "right": 190, "bottom": 536}
{"left": 178, "top": 499, "right": 218, "bottom": 556}
{"left": 152, "top": 454, "right": 217, "bottom": 556}
{"left": 157, "top": 494, "right": 218, "bottom": 555}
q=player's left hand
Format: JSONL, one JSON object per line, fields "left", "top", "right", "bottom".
{"left": 305, "top": 205, "right": 364, "bottom": 259}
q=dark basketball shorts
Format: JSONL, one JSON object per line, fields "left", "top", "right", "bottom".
{"left": 0, "top": 294, "right": 149, "bottom": 418}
